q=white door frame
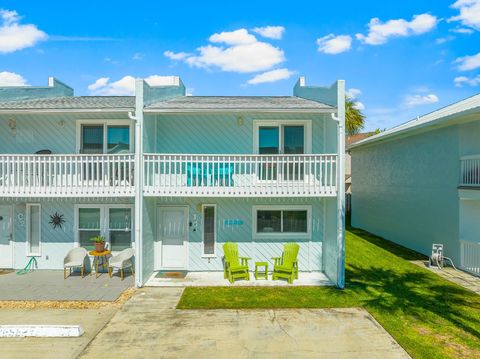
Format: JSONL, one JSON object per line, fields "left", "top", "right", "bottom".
{"left": 0, "top": 205, "right": 14, "bottom": 269}
{"left": 155, "top": 205, "right": 189, "bottom": 270}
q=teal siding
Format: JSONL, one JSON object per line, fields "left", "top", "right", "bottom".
{"left": 1, "top": 198, "right": 133, "bottom": 270}
{"left": 151, "top": 113, "right": 333, "bottom": 154}
{"left": 151, "top": 197, "right": 326, "bottom": 271}
{"left": 0, "top": 113, "right": 131, "bottom": 154}
{"left": 141, "top": 198, "right": 156, "bottom": 283}
{"left": 351, "top": 125, "right": 461, "bottom": 262}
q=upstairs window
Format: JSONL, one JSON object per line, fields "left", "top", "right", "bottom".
{"left": 78, "top": 121, "right": 133, "bottom": 154}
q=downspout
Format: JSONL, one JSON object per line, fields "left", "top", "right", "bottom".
{"left": 129, "top": 79, "right": 144, "bottom": 288}
{"left": 335, "top": 80, "right": 346, "bottom": 289}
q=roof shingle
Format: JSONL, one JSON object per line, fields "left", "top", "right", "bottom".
{"left": 146, "top": 96, "right": 333, "bottom": 110}
{"left": 0, "top": 96, "right": 135, "bottom": 110}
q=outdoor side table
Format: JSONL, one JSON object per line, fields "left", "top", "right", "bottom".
{"left": 89, "top": 250, "right": 112, "bottom": 278}
{"left": 255, "top": 261, "right": 269, "bottom": 280}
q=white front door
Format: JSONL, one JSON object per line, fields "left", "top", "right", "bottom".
{"left": 157, "top": 206, "right": 188, "bottom": 269}
{"left": 0, "top": 205, "right": 13, "bottom": 268}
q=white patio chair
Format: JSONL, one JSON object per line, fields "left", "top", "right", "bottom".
{"left": 108, "top": 248, "right": 135, "bottom": 280}
{"left": 64, "top": 247, "right": 88, "bottom": 279}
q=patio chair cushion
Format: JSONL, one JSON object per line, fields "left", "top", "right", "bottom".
{"left": 64, "top": 260, "right": 84, "bottom": 268}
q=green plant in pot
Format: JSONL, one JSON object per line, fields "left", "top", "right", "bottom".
{"left": 90, "top": 235, "right": 106, "bottom": 252}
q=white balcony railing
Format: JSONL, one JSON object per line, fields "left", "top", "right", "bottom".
{"left": 460, "top": 240, "right": 480, "bottom": 276}
{"left": 143, "top": 154, "right": 337, "bottom": 197}
{"left": 460, "top": 155, "right": 480, "bottom": 187}
{"left": 0, "top": 154, "right": 134, "bottom": 197}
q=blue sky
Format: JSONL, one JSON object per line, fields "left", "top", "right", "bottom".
{"left": 0, "top": 0, "right": 479, "bottom": 131}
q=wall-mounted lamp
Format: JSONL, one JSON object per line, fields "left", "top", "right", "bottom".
{"left": 58, "top": 119, "right": 65, "bottom": 128}
{"left": 8, "top": 117, "right": 16, "bottom": 134}
{"left": 237, "top": 116, "right": 244, "bottom": 126}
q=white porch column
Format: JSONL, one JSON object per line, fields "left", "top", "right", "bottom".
{"left": 336, "top": 80, "right": 346, "bottom": 289}
{"left": 132, "top": 79, "right": 144, "bottom": 287}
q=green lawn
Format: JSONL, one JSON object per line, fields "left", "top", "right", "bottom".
{"left": 178, "top": 228, "right": 480, "bottom": 359}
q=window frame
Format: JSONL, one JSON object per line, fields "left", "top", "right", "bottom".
{"left": 76, "top": 120, "right": 134, "bottom": 154}
{"left": 74, "top": 204, "right": 134, "bottom": 253}
{"left": 201, "top": 204, "right": 217, "bottom": 258}
{"left": 253, "top": 120, "right": 312, "bottom": 154}
{"left": 252, "top": 205, "right": 311, "bottom": 239}
{"left": 26, "top": 203, "right": 42, "bottom": 257}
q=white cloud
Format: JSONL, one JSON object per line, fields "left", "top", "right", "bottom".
{"left": 88, "top": 75, "right": 180, "bottom": 95}
{"left": 252, "top": 26, "right": 285, "bottom": 39}
{"left": 404, "top": 93, "right": 439, "bottom": 107}
{"left": 347, "top": 88, "right": 362, "bottom": 99}
{"left": 449, "top": 0, "right": 480, "bottom": 30}
{"left": 164, "top": 51, "right": 191, "bottom": 60}
{"left": 132, "top": 52, "right": 144, "bottom": 60}
{"left": 435, "top": 35, "right": 455, "bottom": 44}
{"left": 353, "top": 101, "right": 365, "bottom": 110}
{"left": 0, "top": 9, "right": 47, "bottom": 53}
{"left": 316, "top": 34, "right": 352, "bottom": 54}
{"left": 454, "top": 74, "right": 480, "bottom": 86}
{"left": 164, "top": 28, "right": 285, "bottom": 73}
{"left": 356, "top": 13, "right": 437, "bottom": 45}
{"left": 450, "top": 27, "right": 475, "bottom": 33}
{"left": 246, "top": 68, "right": 295, "bottom": 85}
{"left": 209, "top": 29, "right": 257, "bottom": 45}
{"left": 455, "top": 52, "right": 480, "bottom": 70}
{"left": 0, "top": 71, "right": 28, "bottom": 86}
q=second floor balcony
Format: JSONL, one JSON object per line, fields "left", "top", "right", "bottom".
{"left": 0, "top": 153, "right": 338, "bottom": 198}
{"left": 143, "top": 154, "right": 337, "bottom": 197}
{"left": 0, "top": 154, "right": 135, "bottom": 197}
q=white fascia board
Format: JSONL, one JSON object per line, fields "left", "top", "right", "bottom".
{"left": 143, "top": 108, "right": 335, "bottom": 114}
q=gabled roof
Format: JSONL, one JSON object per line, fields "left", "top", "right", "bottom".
{"left": 145, "top": 96, "right": 334, "bottom": 111}
{"left": 349, "top": 93, "right": 480, "bottom": 150}
{"left": 0, "top": 96, "right": 135, "bottom": 111}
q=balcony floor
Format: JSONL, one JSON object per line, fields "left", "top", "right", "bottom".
{"left": 145, "top": 271, "right": 333, "bottom": 287}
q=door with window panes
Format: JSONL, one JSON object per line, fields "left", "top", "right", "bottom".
{"left": 77, "top": 206, "right": 133, "bottom": 252}
{"left": 258, "top": 125, "right": 305, "bottom": 181}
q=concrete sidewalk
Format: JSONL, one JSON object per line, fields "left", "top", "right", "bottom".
{"left": 80, "top": 288, "right": 410, "bottom": 359}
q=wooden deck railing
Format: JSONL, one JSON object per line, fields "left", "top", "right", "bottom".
{"left": 460, "top": 240, "right": 480, "bottom": 276}
{"left": 460, "top": 155, "right": 480, "bottom": 187}
{"left": 143, "top": 153, "right": 337, "bottom": 197}
{"left": 0, "top": 154, "right": 134, "bottom": 197}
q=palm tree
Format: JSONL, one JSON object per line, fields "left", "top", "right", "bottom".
{"left": 345, "top": 96, "right": 365, "bottom": 136}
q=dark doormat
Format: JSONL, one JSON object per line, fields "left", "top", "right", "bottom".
{"left": 0, "top": 269, "right": 14, "bottom": 275}
{"left": 155, "top": 270, "right": 188, "bottom": 279}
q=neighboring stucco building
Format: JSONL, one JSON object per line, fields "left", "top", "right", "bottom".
{"left": 349, "top": 94, "right": 480, "bottom": 275}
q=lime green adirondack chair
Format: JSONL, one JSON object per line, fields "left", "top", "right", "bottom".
{"left": 223, "top": 242, "right": 251, "bottom": 283}
{"left": 272, "top": 243, "right": 300, "bottom": 284}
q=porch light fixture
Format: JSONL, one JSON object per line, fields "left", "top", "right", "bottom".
{"left": 237, "top": 116, "right": 244, "bottom": 126}
{"left": 8, "top": 117, "right": 16, "bottom": 134}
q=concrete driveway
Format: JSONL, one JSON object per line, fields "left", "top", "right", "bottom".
{"left": 80, "top": 288, "right": 410, "bottom": 359}
{"left": 0, "top": 307, "right": 117, "bottom": 359}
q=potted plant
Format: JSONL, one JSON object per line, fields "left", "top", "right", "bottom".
{"left": 90, "top": 235, "right": 106, "bottom": 252}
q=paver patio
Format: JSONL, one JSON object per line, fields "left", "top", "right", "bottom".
{"left": 79, "top": 287, "right": 410, "bottom": 359}
{"left": 0, "top": 270, "right": 133, "bottom": 301}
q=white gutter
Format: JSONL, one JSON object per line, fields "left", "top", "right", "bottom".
{"left": 0, "top": 109, "right": 134, "bottom": 114}
{"left": 336, "top": 80, "right": 346, "bottom": 289}
{"left": 130, "top": 81, "right": 144, "bottom": 288}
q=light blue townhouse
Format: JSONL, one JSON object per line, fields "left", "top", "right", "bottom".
{"left": 349, "top": 94, "right": 480, "bottom": 276}
{"left": 0, "top": 76, "right": 346, "bottom": 287}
